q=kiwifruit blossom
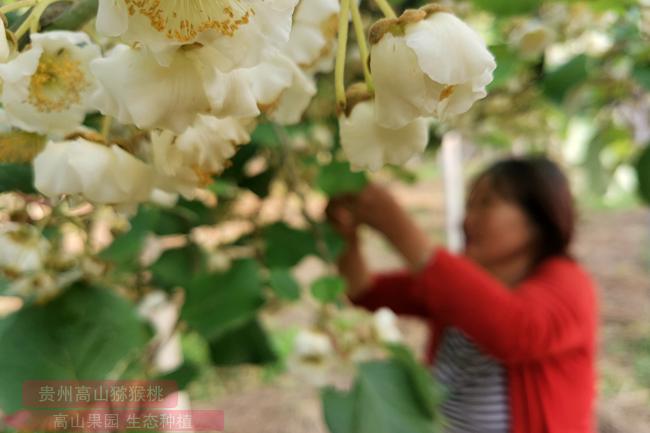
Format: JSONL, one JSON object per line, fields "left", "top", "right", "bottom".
{"left": 339, "top": 87, "right": 429, "bottom": 172}
{"left": 0, "top": 31, "right": 100, "bottom": 136}
{"left": 369, "top": 6, "right": 496, "bottom": 128}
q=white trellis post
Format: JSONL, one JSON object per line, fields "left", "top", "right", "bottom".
{"left": 440, "top": 131, "right": 465, "bottom": 253}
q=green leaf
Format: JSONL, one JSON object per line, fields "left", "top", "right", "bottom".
{"left": 635, "top": 145, "right": 650, "bottom": 205}
{"left": 385, "top": 343, "right": 448, "bottom": 419}
{"left": 150, "top": 244, "right": 207, "bottom": 290}
{"left": 541, "top": 55, "right": 589, "bottom": 104}
{"left": 470, "top": 0, "right": 541, "bottom": 16}
{"left": 207, "top": 318, "right": 277, "bottom": 365}
{"left": 99, "top": 206, "right": 158, "bottom": 272}
{"left": 316, "top": 160, "right": 368, "bottom": 197}
{"left": 322, "top": 359, "right": 444, "bottom": 433}
{"left": 250, "top": 123, "right": 281, "bottom": 148}
{"left": 43, "top": 0, "right": 98, "bottom": 30}
{"left": 321, "top": 386, "right": 357, "bottom": 433}
{"left": 208, "top": 179, "right": 239, "bottom": 199}
{"left": 0, "top": 164, "right": 36, "bottom": 194}
{"left": 152, "top": 198, "right": 217, "bottom": 235}
{"left": 318, "top": 222, "right": 346, "bottom": 262}
{"left": 0, "top": 283, "right": 151, "bottom": 415}
{"left": 487, "top": 45, "right": 522, "bottom": 91}
{"left": 268, "top": 268, "right": 301, "bottom": 300}
{"left": 633, "top": 66, "right": 650, "bottom": 91}
{"left": 0, "top": 275, "right": 9, "bottom": 295}
{"left": 263, "top": 222, "right": 317, "bottom": 268}
{"left": 181, "top": 259, "right": 264, "bottom": 339}
{"left": 239, "top": 168, "right": 275, "bottom": 198}
{"left": 156, "top": 361, "right": 200, "bottom": 391}
{"left": 310, "top": 275, "right": 345, "bottom": 303}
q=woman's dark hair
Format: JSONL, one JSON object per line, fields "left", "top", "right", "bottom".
{"left": 471, "top": 155, "right": 575, "bottom": 264}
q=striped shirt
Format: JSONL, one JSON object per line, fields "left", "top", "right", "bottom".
{"left": 431, "top": 326, "right": 510, "bottom": 433}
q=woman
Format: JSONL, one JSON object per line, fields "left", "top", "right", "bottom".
{"left": 326, "top": 156, "right": 599, "bottom": 433}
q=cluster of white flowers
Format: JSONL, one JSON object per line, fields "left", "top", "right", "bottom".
{"left": 0, "top": 0, "right": 498, "bottom": 204}
{"left": 0, "top": 221, "right": 106, "bottom": 303}
{"left": 0, "top": 0, "right": 339, "bottom": 206}
{"left": 339, "top": 5, "right": 497, "bottom": 171}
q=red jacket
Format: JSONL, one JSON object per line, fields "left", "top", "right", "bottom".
{"left": 349, "top": 247, "right": 599, "bottom": 433}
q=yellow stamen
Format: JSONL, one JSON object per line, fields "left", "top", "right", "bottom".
{"left": 439, "top": 85, "right": 456, "bottom": 101}
{"left": 27, "top": 49, "right": 88, "bottom": 113}
{"left": 123, "top": 0, "right": 254, "bottom": 42}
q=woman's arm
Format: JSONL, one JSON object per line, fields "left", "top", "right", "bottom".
{"left": 326, "top": 195, "right": 432, "bottom": 318}
{"left": 337, "top": 182, "right": 436, "bottom": 271}
{"left": 335, "top": 235, "right": 372, "bottom": 300}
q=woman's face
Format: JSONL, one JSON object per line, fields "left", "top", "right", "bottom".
{"left": 462, "top": 176, "right": 539, "bottom": 267}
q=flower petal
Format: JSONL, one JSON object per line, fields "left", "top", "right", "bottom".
{"left": 339, "top": 99, "right": 429, "bottom": 172}
{"left": 370, "top": 33, "right": 438, "bottom": 129}
{"left": 405, "top": 12, "right": 496, "bottom": 86}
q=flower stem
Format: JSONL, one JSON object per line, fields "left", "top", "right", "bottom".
{"left": 13, "top": 12, "right": 33, "bottom": 40}
{"left": 13, "top": 0, "right": 60, "bottom": 39}
{"left": 0, "top": 0, "right": 38, "bottom": 15}
{"left": 335, "top": 0, "right": 351, "bottom": 113}
{"left": 372, "top": 0, "right": 397, "bottom": 19}
{"left": 30, "top": 0, "right": 60, "bottom": 33}
{"left": 101, "top": 115, "right": 112, "bottom": 141}
{"left": 350, "top": 0, "right": 373, "bottom": 92}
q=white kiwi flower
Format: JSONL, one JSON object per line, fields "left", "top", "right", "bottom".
{"left": 151, "top": 115, "right": 252, "bottom": 198}
{"left": 97, "top": 0, "right": 298, "bottom": 66}
{"left": 0, "top": 31, "right": 100, "bottom": 135}
{"left": 369, "top": 5, "right": 496, "bottom": 128}
{"left": 509, "top": 20, "right": 556, "bottom": 58}
{"left": 89, "top": 44, "right": 260, "bottom": 133}
{"left": 285, "top": 0, "right": 339, "bottom": 68}
{"left": 0, "top": 223, "right": 50, "bottom": 275}
{"left": 339, "top": 85, "right": 429, "bottom": 172}
{"left": 33, "top": 138, "right": 155, "bottom": 205}
{"left": 244, "top": 49, "right": 317, "bottom": 125}
{"left": 372, "top": 307, "right": 402, "bottom": 343}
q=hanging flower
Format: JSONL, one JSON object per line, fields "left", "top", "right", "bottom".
{"left": 89, "top": 44, "right": 259, "bottom": 133}
{"left": 151, "top": 115, "right": 252, "bottom": 197}
{"left": 285, "top": 0, "right": 339, "bottom": 69}
{"left": 244, "top": 49, "right": 317, "bottom": 125}
{"left": 286, "top": 328, "right": 336, "bottom": 386}
{"left": 339, "top": 85, "right": 429, "bottom": 172}
{"left": 369, "top": 6, "right": 496, "bottom": 128}
{"left": 33, "top": 138, "right": 155, "bottom": 205}
{"left": 372, "top": 307, "right": 402, "bottom": 343}
{"left": 509, "top": 20, "right": 556, "bottom": 59}
{"left": 0, "top": 31, "right": 101, "bottom": 136}
{"left": 97, "top": 0, "right": 298, "bottom": 66}
{"left": 0, "top": 223, "right": 50, "bottom": 275}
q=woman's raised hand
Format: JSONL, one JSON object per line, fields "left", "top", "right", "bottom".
{"left": 328, "top": 182, "right": 434, "bottom": 271}
{"left": 325, "top": 196, "right": 359, "bottom": 242}
{"left": 327, "top": 182, "right": 402, "bottom": 235}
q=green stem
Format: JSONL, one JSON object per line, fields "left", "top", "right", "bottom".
{"left": 101, "top": 115, "right": 113, "bottom": 141}
{"left": 29, "top": 0, "right": 60, "bottom": 33}
{"left": 335, "top": 0, "right": 351, "bottom": 113}
{"left": 350, "top": 0, "right": 373, "bottom": 92}
{"left": 0, "top": 0, "right": 38, "bottom": 15}
{"left": 12, "top": 10, "right": 33, "bottom": 40}
{"left": 373, "top": 0, "right": 397, "bottom": 18}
